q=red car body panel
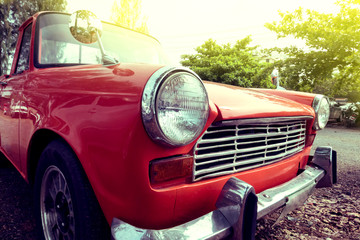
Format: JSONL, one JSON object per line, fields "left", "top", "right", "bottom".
{"left": 204, "top": 82, "right": 314, "bottom": 120}
{"left": 253, "top": 88, "right": 317, "bottom": 107}
{"left": 0, "top": 12, "right": 319, "bottom": 230}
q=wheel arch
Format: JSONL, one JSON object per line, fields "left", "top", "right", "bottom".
{"left": 31, "top": 131, "right": 111, "bottom": 238}
{"left": 27, "top": 129, "right": 71, "bottom": 185}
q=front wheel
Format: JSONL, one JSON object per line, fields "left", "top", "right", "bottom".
{"left": 34, "top": 140, "right": 110, "bottom": 240}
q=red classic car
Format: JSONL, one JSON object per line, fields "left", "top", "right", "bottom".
{"left": 0, "top": 11, "right": 336, "bottom": 240}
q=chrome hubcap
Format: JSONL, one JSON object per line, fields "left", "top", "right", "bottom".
{"left": 40, "top": 166, "right": 75, "bottom": 240}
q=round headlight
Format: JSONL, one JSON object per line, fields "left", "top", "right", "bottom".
{"left": 312, "top": 95, "right": 330, "bottom": 130}
{"left": 142, "top": 67, "right": 209, "bottom": 147}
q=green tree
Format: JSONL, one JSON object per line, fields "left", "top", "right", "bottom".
{"left": 265, "top": 0, "right": 360, "bottom": 101}
{"left": 181, "top": 37, "right": 272, "bottom": 88}
{"left": 0, "top": 0, "right": 67, "bottom": 75}
{"left": 110, "top": 0, "right": 148, "bottom": 34}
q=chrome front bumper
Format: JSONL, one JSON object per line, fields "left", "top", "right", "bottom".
{"left": 111, "top": 147, "right": 337, "bottom": 240}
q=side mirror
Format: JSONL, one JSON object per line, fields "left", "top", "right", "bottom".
{"left": 69, "top": 10, "right": 102, "bottom": 44}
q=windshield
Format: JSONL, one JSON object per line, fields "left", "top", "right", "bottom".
{"left": 34, "top": 13, "right": 169, "bottom": 67}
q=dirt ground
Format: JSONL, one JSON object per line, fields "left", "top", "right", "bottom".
{"left": 0, "top": 124, "right": 359, "bottom": 239}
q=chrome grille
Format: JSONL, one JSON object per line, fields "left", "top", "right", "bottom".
{"left": 193, "top": 117, "right": 309, "bottom": 181}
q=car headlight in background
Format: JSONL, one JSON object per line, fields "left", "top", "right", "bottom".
{"left": 312, "top": 95, "right": 330, "bottom": 130}
{"left": 142, "top": 67, "right": 209, "bottom": 147}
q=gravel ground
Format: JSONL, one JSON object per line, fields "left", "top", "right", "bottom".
{"left": 256, "top": 124, "right": 360, "bottom": 239}
{"left": 0, "top": 124, "right": 359, "bottom": 239}
{"left": 0, "top": 160, "right": 37, "bottom": 239}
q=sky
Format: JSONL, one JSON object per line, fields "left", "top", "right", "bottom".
{"left": 68, "top": 0, "right": 339, "bottom": 64}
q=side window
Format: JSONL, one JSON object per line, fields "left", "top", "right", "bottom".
{"left": 16, "top": 24, "right": 32, "bottom": 74}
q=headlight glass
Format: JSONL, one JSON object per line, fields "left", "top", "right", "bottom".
{"left": 312, "top": 95, "right": 330, "bottom": 130}
{"left": 156, "top": 72, "right": 209, "bottom": 145}
{"left": 142, "top": 67, "right": 209, "bottom": 147}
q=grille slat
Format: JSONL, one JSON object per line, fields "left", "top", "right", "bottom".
{"left": 196, "top": 141, "right": 304, "bottom": 170}
{"left": 193, "top": 118, "right": 309, "bottom": 181}
{"left": 199, "top": 136, "right": 238, "bottom": 144}
{"left": 197, "top": 142, "right": 235, "bottom": 151}
{"left": 196, "top": 155, "right": 236, "bottom": 166}
{"left": 199, "top": 127, "right": 305, "bottom": 144}
{"left": 195, "top": 137, "right": 305, "bottom": 160}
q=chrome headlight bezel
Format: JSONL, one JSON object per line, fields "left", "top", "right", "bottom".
{"left": 141, "top": 66, "right": 209, "bottom": 147}
{"left": 312, "top": 95, "right": 330, "bottom": 130}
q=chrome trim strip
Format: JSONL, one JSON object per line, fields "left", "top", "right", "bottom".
{"left": 212, "top": 116, "right": 313, "bottom": 126}
{"left": 257, "top": 165, "right": 324, "bottom": 220}
{"left": 111, "top": 210, "right": 233, "bottom": 240}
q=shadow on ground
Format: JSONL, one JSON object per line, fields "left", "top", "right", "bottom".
{"left": 0, "top": 156, "right": 37, "bottom": 240}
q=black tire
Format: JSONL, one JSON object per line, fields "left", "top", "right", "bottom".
{"left": 34, "top": 140, "right": 110, "bottom": 240}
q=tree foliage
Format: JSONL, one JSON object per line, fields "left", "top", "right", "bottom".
{"left": 265, "top": 0, "right": 360, "bottom": 101}
{"left": 0, "top": 0, "right": 67, "bottom": 75}
{"left": 181, "top": 37, "right": 272, "bottom": 88}
{"left": 110, "top": 0, "right": 148, "bottom": 34}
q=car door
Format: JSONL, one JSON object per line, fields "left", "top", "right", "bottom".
{"left": 0, "top": 23, "right": 32, "bottom": 169}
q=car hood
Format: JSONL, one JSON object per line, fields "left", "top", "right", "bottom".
{"left": 204, "top": 81, "right": 314, "bottom": 121}
{"left": 29, "top": 64, "right": 314, "bottom": 121}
